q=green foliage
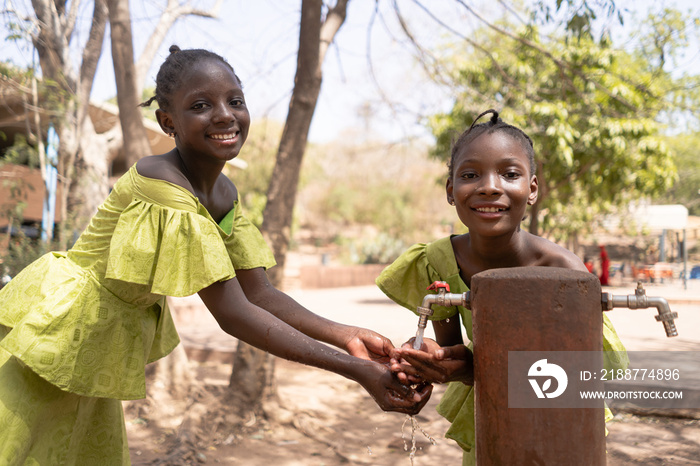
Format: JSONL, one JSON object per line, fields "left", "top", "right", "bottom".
{"left": 531, "top": 0, "right": 622, "bottom": 40}
{"left": 0, "top": 141, "right": 55, "bottom": 278}
{"left": 427, "top": 12, "right": 691, "bottom": 241}
{"left": 1, "top": 134, "right": 40, "bottom": 168}
{"left": 656, "top": 132, "right": 700, "bottom": 215}
{"left": 347, "top": 233, "right": 408, "bottom": 265}
{"left": 299, "top": 132, "right": 454, "bottom": 260}
{"left": 310, "top": 183, "right": 415, "bottom": 234}
{"left": 638, "top": 8, "right": 693, "bottom": 70}
{"left": 1, "top": 230, "right": 56, "bottom": 279}
{"left": 0, "top": 140, "right": 33, "bottom": 231}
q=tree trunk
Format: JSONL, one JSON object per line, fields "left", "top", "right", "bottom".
{"left": 70, "top": 118, "right": 112, "bottom": 229}
{"left": 228, "top": 340, "right": 277, "bottom": 412}
{"left": 229, "top": 0, "right": 349, "bottom": 418}
{"left": 107, "top": 0, "right": 152, "bottom": 167}
{"left": 261, "top": 0, "right": 324, "bottom": 286}
{"left": 29, "top": 0, "right": 109, "bottom": 245}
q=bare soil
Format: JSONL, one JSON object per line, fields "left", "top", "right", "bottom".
{"left": 125, "top": 358, "right": 700, "bottom": 466}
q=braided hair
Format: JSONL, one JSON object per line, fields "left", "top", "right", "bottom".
{"left": 447, "top": 109, "right": 536, "bottom": 179}
{"left": 140, "top": 45, "right": 241, "bottom": 111}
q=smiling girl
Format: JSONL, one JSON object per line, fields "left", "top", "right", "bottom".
{"left": 0, "top": 46, "right": 429, "bottom": 465}
{"left": 376, "top": 109, "right": 627, "bottom": 465}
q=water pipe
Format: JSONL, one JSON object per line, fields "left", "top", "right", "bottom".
{"left": 414, "top": 279, "right": 678, "bottom": 350}
{"left": 601, "top": 281, "right": 678, "bottom": 337}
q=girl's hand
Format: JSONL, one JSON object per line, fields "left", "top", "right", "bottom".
{"left": 391, "top": 339, "right": 474, "bottom": 385}
{"left": 344, "top": 327, "right": 395, "bottom": 365}
{"left": 388, "top": 337, "right": 438, "bottom": 384}
{"left": 358, "top": 362, "right": 433, "bottom": 415}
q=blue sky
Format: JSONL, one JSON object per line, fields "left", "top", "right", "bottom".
{"left": 2, "top": 0, "right": 698, "bottom": 143}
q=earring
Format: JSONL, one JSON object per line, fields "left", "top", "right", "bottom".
{"left": 449, "top": 199, "right": 455, "bottom": 206}
{"left": 168, "top": 132, "right": 175, "bottom": 138}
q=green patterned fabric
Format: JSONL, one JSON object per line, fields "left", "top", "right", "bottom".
{"left": 0, "top": 323, "right": 130, "bottom": 465}
{"left": 0, "top": 165, "right": 276, "bottom": 464}
{"left": 376, "top": 236, "right": 628, "bottom": 463}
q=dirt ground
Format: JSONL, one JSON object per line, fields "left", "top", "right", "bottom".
{"left": 125, "top": 358, "right": 700, "bottom": 466}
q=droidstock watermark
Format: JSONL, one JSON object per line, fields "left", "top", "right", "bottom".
{"left": 508, "top": 351, "right": 700, "bottom": 409}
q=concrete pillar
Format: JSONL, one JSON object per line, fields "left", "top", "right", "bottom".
{"left": 471, "top": 266, "right": 605, "bottom": 465}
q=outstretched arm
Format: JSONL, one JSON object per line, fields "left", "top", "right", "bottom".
{"left": 198, "top": 276, "right": 431, "bottom": 414}
{"left": 235, "top": 267, "right": 394, "bottom": 363}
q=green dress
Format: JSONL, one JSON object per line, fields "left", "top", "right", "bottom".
{"left": 376, "top": 236, "right": 628, "bottom": 465}
{"left": 0, "top": 165, "right": 276, "bottom": 465}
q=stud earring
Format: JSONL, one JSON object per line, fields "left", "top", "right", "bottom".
{"left": 168, "top": 132, "right": 175, "bottom": 138}
{"left": 449, "top": 199, "right": 455, "bottom": 206}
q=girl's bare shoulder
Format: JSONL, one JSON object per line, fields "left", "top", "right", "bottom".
{"left": 527, "top": 233, "right": 587, "bottom": 272}
{"left": 135, "top": 153, "right": 193, "bottom": 192}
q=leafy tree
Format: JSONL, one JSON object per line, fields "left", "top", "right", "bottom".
{"left": 658, "top": 132, "right": 700, "bottom": 215}
{"left": 427, "top": 16, "right": 685, "bottom": 242}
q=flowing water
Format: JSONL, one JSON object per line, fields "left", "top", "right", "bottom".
{"left": 401, "top": 415, "right": 437, "bottom": 465}
{"left": 412, "top": 326, "right": 425, "bottom": 350}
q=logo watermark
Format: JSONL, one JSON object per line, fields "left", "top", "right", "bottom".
{"left": 508, "top": 351, "right": 700, "bottom": 409}
{"left": 528, "top": 359, "right": 568, "bottom": 399}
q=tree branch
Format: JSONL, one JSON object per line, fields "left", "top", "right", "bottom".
{"left": 452, "top": 0, "right": 639, "bottom": 112}
{"left": 318, "top": 0, "right": 348, "bottom": 65}
{"left": 78, "top": 0, "right": 107, "bottom": 113}
{"left": 136, "top": 0, "right": 224, "bottom": 90}
{"left": 31, "top": 0, "right": 73, "bottom": 89}
{"left": 550, "top": 158, "right": 597, "bottom": 194}
{"left": 407, "top": 0, "right": 522, "bottom": 95}
{"left": 62, "top": 0, "right": 81, "bottom": 41}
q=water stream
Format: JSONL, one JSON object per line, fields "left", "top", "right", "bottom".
{"left": 401, "top": 415, "right": 437, "bottom": 465}
{"left": 412, "top": 326, "right": 425, "bottom": 350}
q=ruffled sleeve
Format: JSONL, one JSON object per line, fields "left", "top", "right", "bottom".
{"left": 100, "top": 168, "right": 240, "bottom": 297}
{"left": 220, "top": 203, "right": 277, "bottom": 271}
{"left": 105, "top": 201, "right": 235, "bottom": 297}
{"left": 376, "top": 237, "right": 462, "bottom": 321}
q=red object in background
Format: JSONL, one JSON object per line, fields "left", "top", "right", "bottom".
{"left": 584, "top": 260, "right": 594, "bottom": 274}
{"left": 599, "top": 245, "right": 610, "bottom": 286}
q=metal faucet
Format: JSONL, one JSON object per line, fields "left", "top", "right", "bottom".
{"left": 414, "top": 278, "right": 678, "bottom": 351}
{"left": 413, "top": 281, "right": 470, "bottom": 349}
{"left": 601, "top": 281, "right": 678, "bottom": 337}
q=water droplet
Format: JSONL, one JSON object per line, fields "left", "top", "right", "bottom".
{"left": 400, "top": 415, "right": 437, "bottom": 465}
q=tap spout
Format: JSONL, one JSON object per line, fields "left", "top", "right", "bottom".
{"left": 413, "top": 282, "right": 470, "bottom": 349}
{"left": 602, "top": 282, "right": 678, "bottom": 337}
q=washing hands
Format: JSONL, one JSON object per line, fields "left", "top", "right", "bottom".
{"left": 390, "top": 338, "right": 474, "bottom": 386}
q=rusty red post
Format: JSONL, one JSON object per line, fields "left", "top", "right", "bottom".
{"left": 471, "top": 266, "right": 605, "bottom": 465}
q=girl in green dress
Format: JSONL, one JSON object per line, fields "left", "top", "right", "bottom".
{"left": 0, "top": 46, "right": 430, "bottom": 465}
{"left": 376, "top": 109, "right": 628, "bottom": 465}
